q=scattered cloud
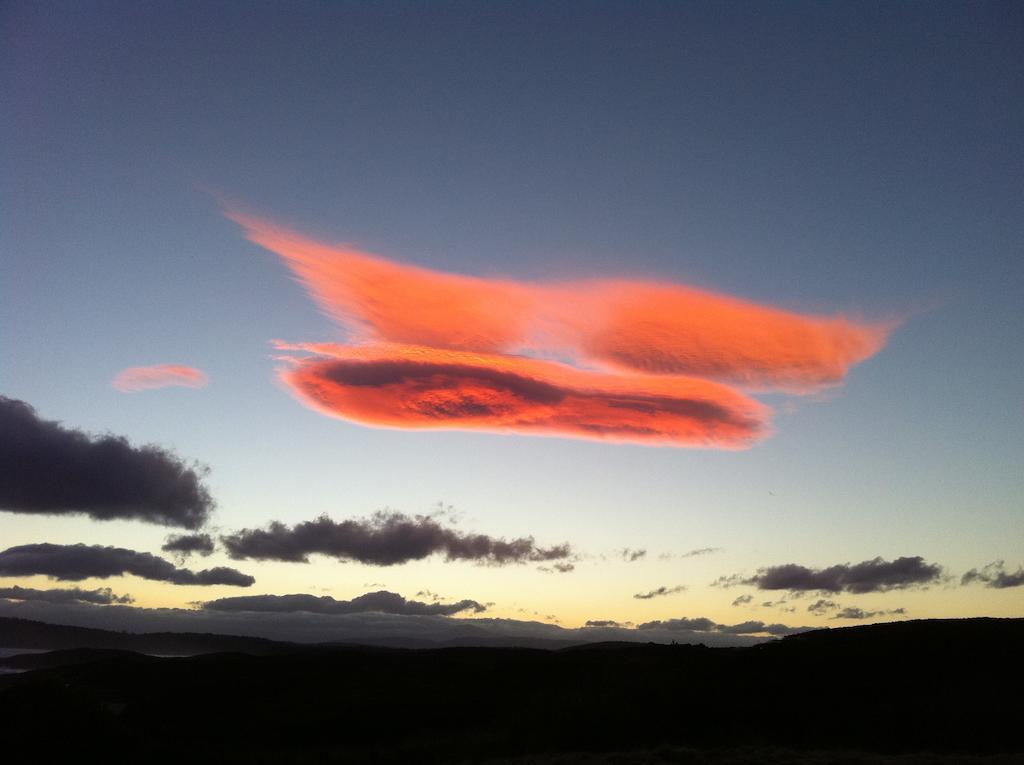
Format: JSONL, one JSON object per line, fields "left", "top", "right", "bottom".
{"left": 275, "top": 343, "right": 771, "bottom": 449}
{"left": 831, "top": 607, "right": 907, "bottom": 620}
{"left": 807, "top": 599, "right": 839, "bottom": 615}
{"left": 0, "top": 396, "right": 215, "bottom": 529}
{"left": 162, "top": 533, "right": 215, "bottom": 558}
{"left": 633, "top": 585, "right": 687, "bottom": 600}
{"left": 221, "top": 511, "right": 571, "bottom": 567}
{"left": 680, "top": 547, "right": 722, "bottom": 558}
{"left": 0, "top": 585, "right": 133, "bottom": 605}
{"left": 961, "top": 561, "right": 1024, "bottom": 589}
{"left": 731, "top": 594, "right": 753, "bottom": 606}
{"left": 0, "top": 543, "right": 253, "bottom": 587}
{"left": 620, "top": 548, "right": 647, "bottom": 562}
{"left": 203, "top": 590, "right": 485, "bottom": 617}
{"left": 538, "top": 562, "right": 575, "bottom": 573}
{"left": 721, "top": 556, "right": 944, "bottom": 594}
{"left": 112, "top": 364, "right": 208, "bottom": 392}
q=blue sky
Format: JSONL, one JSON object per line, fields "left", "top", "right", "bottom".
{"left": 1, "top": 1, "right": 1021, "bottom": 637}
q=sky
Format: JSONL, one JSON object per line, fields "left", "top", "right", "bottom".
{"left": 1, "top": 1, "right": 1021, "bottom": 646}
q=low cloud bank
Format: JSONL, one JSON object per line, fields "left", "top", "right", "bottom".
{"left": 203, "top": 591, "right": 485, "bottom": 617}
{"left": 0, "top": 543, "right": 253, "bottom": 587}
{"left": 0, "top": 585, "right": 133, "bottom": 605}
{"left": 0, "top": 599, "right": 779, "bottom": 648}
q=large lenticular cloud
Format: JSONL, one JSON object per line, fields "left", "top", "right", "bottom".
{"left": 228, "top": 211, "right": 892, "bottom": 447}
{"left": 277, "top": 343, "right": 770, "bottom": 448}
{"left": 230, "top": 212, "right": 891, "bottom": 390}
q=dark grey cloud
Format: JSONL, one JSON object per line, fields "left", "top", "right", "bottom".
{"left": 0, "top": 585, "right": 133, "bottom": 605}
{"left": 831, "top": 607, "right": 907, "bottom": 620}
{"left": 221, "top": 511, "right": 571, "bottom": 567}
{"left": 538, "top": 562, "right": 575, "bottom": 573}
{"left": 620, "top": 548, "right": 647, "bottom": 562}
{"left": 961, "top": 561, "right": 1024, "bottom": 589}
{"left": 584, "top": 619, "right": 622, "bottom": 628}
{"left": 203, "top": 590, "right": 485, "bottom": 616}
{"left": 633, "top": 585, "right": 687, "bottom": 600}
{"left": 731, "top": 594, "right": 753, "bottom": 606}
{"left": 162, "top": 533, "right": 215, "bottom": 557}
{"left": 724, "top": 556, "right": 943, "bottom": 594}
{"left": 681, "top": 547, "right": 721, "bottom": 558}
{"left": 0, "top": 396, "right": 215, "bottom": 529}
{"left": 0, "top": 543, "right": 253, "bottom": 586}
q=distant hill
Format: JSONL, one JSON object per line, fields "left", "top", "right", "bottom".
{"left": 0, "top": 617, "right": 1020, "bottom": 763}
{"left": 0, "top": 616, "right": 295, "bottom": 656}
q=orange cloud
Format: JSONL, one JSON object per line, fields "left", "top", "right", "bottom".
{"left": 112, "top": 365, "right": 208, "bottom": 393}
{"left": 228, "top": 211, "right": 534, "bottom": 353}
{"left": 563, "top": 284, "right": 892, "bottom": 391}
{"left": 229, "top": 212, "right": 892, "bottom": 392}
{"left": 275, "top": 343, "right": 770, "bottom": 449}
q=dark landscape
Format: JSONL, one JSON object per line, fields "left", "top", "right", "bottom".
{"left": 1, "top": 617, "right": 1020, "bottom": 764}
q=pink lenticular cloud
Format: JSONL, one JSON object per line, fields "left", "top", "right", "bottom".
{"left": 228, "top": 211, "right": 894, "bottom": 393}
{"left": 112, "top": 365, "right": 209, "bottom": 393}
{"left": 274, "top": 343, "right": 771, "bottom": 449}
{"left": 226, "top": 208, "right": 895, "bottom": 448}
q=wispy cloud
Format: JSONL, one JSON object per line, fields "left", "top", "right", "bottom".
{"left": 620, "top": 548, "right": 647, "bottom": 562}
{"left": 680, "top": 547, "right": 722, "bottom": 558}
{"left": 538, "top": 562, "right": 576, "bottom": 574}
{"left": 112, "top": 364, "right": 208, "bottom": 392}
{"left": 221, "top": 511, "right": 571, "bottom": 567}
{"left": 806, "top": 598, "right": 839, "bottom": 615}
{"left": 633, "top": 585, "right": 687, "bottom": 600}
{"left": 0, "top": 396, "right": 214, "bottom": 529}
{"left": 0, "top": 543, "right": 253, "bottom": 587}
{"left": 961, "top": 561, "right": 1024, "bottom": 589}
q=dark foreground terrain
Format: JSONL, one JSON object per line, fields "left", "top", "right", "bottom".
{"left": 1, "top": 617, "right": 1020, "bottom": 764}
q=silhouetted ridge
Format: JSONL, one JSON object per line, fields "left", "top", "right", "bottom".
{"left": 0, "top": 617, "right": 1019, "bottom": 763}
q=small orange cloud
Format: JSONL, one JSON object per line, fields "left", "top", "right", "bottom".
{"left": 112, "top": 365, "right": 208, "bottom": 393}
{"left": 275, "top": 343, "right": 770, "bottom": 449}
{"left": 228, "top": 212, "right": 893, "bottom": 393}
